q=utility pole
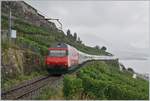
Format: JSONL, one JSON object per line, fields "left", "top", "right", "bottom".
{"left": 9, "top": 8, "right": 12, "bottom": 41}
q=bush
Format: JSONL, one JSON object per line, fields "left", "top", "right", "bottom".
{"left": 63, "top": 75, "right": 83, "bottom": 99}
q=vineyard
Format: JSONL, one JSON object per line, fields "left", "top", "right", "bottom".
{"left": 63, "top": 61, "right": 149, "bottom": 100}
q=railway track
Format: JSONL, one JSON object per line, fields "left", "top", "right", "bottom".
{"left": 1, "top": 75, "right": 62, "bottom": 100}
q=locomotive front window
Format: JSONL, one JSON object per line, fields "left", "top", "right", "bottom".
{"left": 49, "top": 50, "right": 67, "bottom": 57}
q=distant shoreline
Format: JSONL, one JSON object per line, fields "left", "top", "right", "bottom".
{"left": 119, "top": 59, "right": 149, "bottom": 74}
{"left": 119, "top": 58, "right": 149, "bottom": 61}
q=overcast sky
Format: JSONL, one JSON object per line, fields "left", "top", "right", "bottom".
{"left": 26, "top": 0, "right": 149, "bottom": 58}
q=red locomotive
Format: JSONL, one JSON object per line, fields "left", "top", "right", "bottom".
{"left": 45, "top": 43, "right": 80, "bottom": 74}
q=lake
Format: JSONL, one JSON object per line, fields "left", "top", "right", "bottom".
{"left": 119, "top": 59, "right": 149, "bottom": 74}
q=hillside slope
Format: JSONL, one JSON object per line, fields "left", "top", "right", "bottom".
{"left": 63, "top": 61, "right": 149, "bottom": 100}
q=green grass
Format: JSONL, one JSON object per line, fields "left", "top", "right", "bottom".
{"left": 35, "top": 86, "right": 64, "bottom": 100}
{"left": 1, "top": 71, "right": 48, "bottom": 90}
{"left": 34, "top": 78, "right": 64, "bottom": 100}
{"left": 35, "top": 87, "right": 54, "bottom": 100}
{"left": 17, "top": 36, "right": 48, "bottom": 55}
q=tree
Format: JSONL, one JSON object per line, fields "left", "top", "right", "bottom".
{"left": 73, "top": 32, "right": 77, "bottom": 41}
{"left": 67, "top": 29, "right": 71, "bottom": 37}
{"left": 120, "top": 63, "right": 126, "bottom": 71}
{"left": 127, "top": 68, "right": 134, "bottom": 73}
{"left": 95, "top": 45, "right": 100, "bottom": 50}
{"left": 67, "top": 29, "right": 74, "bottom": 40}
{"left": 77, "top": 37, "right": 82, "bottom": 44}
{"left": 101, "top": 46, "right": 107, "bottom": 51}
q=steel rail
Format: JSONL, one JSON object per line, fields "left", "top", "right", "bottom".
{"left": 1, "top": 75, "right": 62, "bottom": 100}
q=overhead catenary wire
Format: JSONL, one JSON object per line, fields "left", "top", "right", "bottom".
{"left": 36, "top": 8, "right": 63, "bottom": 30}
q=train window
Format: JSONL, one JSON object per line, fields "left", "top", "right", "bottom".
{"left": 49, "top": 50, "right": 67, "bottom": 57}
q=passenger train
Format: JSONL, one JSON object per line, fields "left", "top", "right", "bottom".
{"left": 45, "top": 43, "right": 117, "bottom": 74}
